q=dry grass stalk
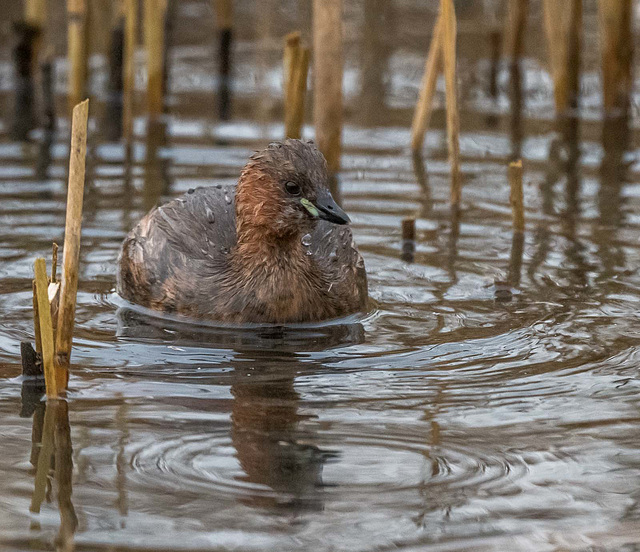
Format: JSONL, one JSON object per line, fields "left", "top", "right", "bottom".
{"left": 67, "top": 0, "right": 88, "bottom": 113}
{"left": 312, "top": 0, "right": 343, "bottom": 174}
{"left": 411, "top": 16, "right": 443, "bottom": 152}
{"left": 543, "top": 0, "right": 582, "bottom": 114}
{"left": 598, "top": 0, "right": 633, "bottom": 112}
{"left": 508, "top": 160, "right": 525, "bottom": 233}
{"left": 441, "top": 0, "right": 461, "bottom": 207}
{"left": 284, "top": 33, "right": 309, "bottom": 139}
{"left": 55, "top": 99, "right": 89, "bottom": 388}
{"left": 144, "top": 0, "right": 168, "bottom": 118}
{"left": 123, "top": 0, "right": 137, "bottom": 141}
{"left": 34, "top": 258, "right": 56, "bottom": 398}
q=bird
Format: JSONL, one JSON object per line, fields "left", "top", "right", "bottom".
{"left": 117, "top": 139, "right": 368, "bottom": 324}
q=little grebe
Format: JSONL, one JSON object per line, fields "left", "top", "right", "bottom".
{"left": 117, "top": 139, "right": 368, "bottom": 323}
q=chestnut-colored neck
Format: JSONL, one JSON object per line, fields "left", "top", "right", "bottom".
{"left": 233, "top": 164, "right": 309, "bottom": 275}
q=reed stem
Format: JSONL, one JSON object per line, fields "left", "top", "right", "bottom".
{"left": 598, "top": 0, "right": 633, "bottom": 114}
{"left": 55, "top": 99, "right": 89, "bottom": 386}
{"left": 441, "top": 0, "right": 461, "bottom": 207}
{"left": 34, "top": 258, "right": 56, "bottom": 398}
{"left": 313, "top": 0, "right": 343, "bottom": 175}
{"left": 123, "top": 0, "right": 137, "bottom": 141}
{"left": 25, "top": 0, "right": 47, "bottom": 27}
{"left": 411, "top": 16, "right": 443, "bottom": 153}
{"left": 144, "top": 0, "right": 168, "bottom": 118}
{"left": 67, "top": 0, "right": 88, "bottom": 113}
{"left": 284, "top": 32, "right": 309, "bottom": 139}
{"left": 543, "top": 0, "right": 581, "bottom": 114}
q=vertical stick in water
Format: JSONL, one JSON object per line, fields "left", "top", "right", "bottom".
{"left": 106, "top": 12, "right": 125, "bottom": 141}
{"left": 34, "top": 258, "right": 56, "bottom": 398}
{"left": 144, "top": 0, "right": 168, "bottom": 119}
{"left": 284, "top": 32, "right": 301, "bottom": 110}
{"left": 441, "top": 0, "right": 461, "bottom": 207}
{"left": 509, "top": 160, "right": 525, "bottom": 233}
{"left": 24, "top": 0, "right": 46, "bottom": 65}
{"left": 123, "top": 0, "right": 138, "bottom": 141}
{"left": 543, "top": 0, "right": 581, "bottom": 115}
{"left": 25, "top": 0, "right": 47, "bottom": 27}
{"left": 598, "top": 0, "right": 633, "bottom": 114}
{"left": 401, "top": 218, "right": 416, "bottom": 263}
{"left": 12, "top": 23, "right": 39, "bottom": 141}
{"left": 313, "top": 0, "right": 343, "bottom": 175}
{"left": 214, "top": 0, "right": 233, "bottom": 120}
{"left": 55, "top": 100, "right": 89, "bottom": 389}
{"left": 67, "top": 0, "right": 87, "bottom": 113}
{"left": 284, "top": 32, "right": 309, "bottom": 140}
{"left": 411, "top": 16, "right": 443, "bottom": 153}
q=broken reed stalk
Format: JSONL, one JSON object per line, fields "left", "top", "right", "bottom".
{"left": 411, "top": 16, "right": 443, "bottom": 153}
{"left": 51, "top": 242, "right": 58, "bottom": 283}
{"left": 144, "top": 0, "right": 168, "bottom": 118}
{"left": 508, "top": 160, "right": 525, "bottom": 233}
{"left": 123, "top": 0, "right": 137, "bottom": 141}
{"left": 313, "top": 0, "right": 343, "bottom": 175}
{"left": 67, "top": 0, "right": 88, "bottom": 113}
{"left": 33, "top": 258, "right": 56, "bottom": 398}
{"left": 598, "top": 0, "right": 633, "bottom": 114}
{"left": 543, "top": 0, "right": 581, "bottom": 114}
{"left": 31, "top": 281, "right": 42, "bottom": 354}
{"left": 283, "top": 32, "right": 310, "bottom": 139}
{"left": 441, "top": 0, "right": 461, "bottom": 207}
{"left": 55, "top": 99, "right": 89, "bottom": 385}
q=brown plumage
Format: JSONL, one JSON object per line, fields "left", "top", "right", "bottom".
{"left": 117, "top": 139, "right": 368, "bottom": 323}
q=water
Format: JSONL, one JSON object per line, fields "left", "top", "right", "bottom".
{"left": 2, "top": 1, "right": 640, "bottom": 550}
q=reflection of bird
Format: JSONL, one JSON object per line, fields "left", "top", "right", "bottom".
{"left": 118, "top": 140, "right": 368, "bottom": 323}
{"left": 231, "top": 376, "right": 339, "bottom": 512}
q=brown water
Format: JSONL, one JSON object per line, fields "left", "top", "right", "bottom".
{"left": 2, "top": 1, "right": 640, "bottom": 550}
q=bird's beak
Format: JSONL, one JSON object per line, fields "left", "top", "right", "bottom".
{"left": 301, "top": 192, "right": 350, "bottom": 225}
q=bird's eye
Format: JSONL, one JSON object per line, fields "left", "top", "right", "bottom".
{"left": 285, "top": 181, "right": 301, "bottom": 196}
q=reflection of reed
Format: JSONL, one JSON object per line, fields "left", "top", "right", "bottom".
{"left": 595, "top": 115, "right": 629, "bottom": 279}
{"left": 115, "top": 400, "right": 130, "bottom": 517}
{"left": 27, "top": 399, "right": 77, "bottom": 547}
{"left": 412, "top": 152, "right": 433, "bottom": 217}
